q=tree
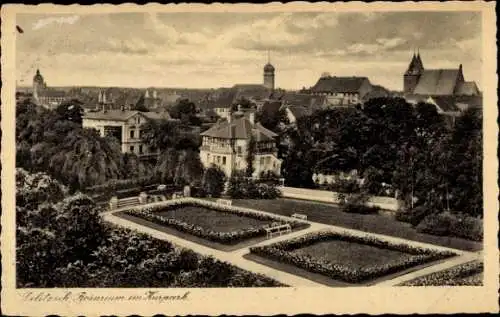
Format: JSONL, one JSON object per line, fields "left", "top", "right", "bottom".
{"left": 140, "top": 119, "right": 182, "bottom": 152}
{"left": 169, "top": 98, "right": 200, "bottom": 126}
{"left": 202, "top": 166, "right": 226, "bottom": 197}
{"left": 246, "top": 135, "right": 256, "bottom": 177}
{"left": 55, "top": 99, "right": 84, "bottom": 124}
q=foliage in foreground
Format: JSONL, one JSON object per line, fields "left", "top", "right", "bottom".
{"left": 400, "top": 261, "right": 483, "bottom": 286}
{"left": 124, "top": 198, "right": 307, "bottom": 245}
{"left": 250, "top": 230, "right": 456, "bottom": 284}
{"left": 16, "top": 170, "right": 284, "bottom": 288}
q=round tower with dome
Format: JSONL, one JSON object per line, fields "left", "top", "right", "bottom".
{"left": 263, "top": 51, "right": 275, "bottom": 91}
{"left": 32, "top": 69, "right": 47, "bottom": 101}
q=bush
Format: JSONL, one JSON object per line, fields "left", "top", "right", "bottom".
{"left": 325, "top": 178, "right": 361, "bottom": 193}
{"left": 416, "top": 212, "right": 483, "bottom": 241}
{"left": 202, "top": 166, "right": 226, "bottom": 198}
{"left": 250, "top": 230, "right": 456, "bottom": 283}
{"left": 228, "top": 177, "right": 281, "bottom": 199}
{"left": 338, "top": 192, "right": 379, "bottom": 214}
{"left": 84, "top": 175, "right": 159, "bottom": 195}
{"left": 395, "top": 205, "right": 431, "bottom": 227}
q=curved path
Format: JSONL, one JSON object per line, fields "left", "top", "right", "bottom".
{"left": 102, "top": 199, "right": 482, "bottom": 287}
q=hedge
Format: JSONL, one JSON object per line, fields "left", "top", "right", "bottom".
{"left": 124, "top": 198, "right": 307, "bottom": 245}
{"left": 249, "top": 231, "right": 456, "bottom": 283}
{"left": 400, "top": 261, "right": 483, "bottom": 286}
{"left": 416, "top": 212, "right": 483, "bottom": 241}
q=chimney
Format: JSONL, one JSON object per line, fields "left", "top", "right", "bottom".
{"left": 238, "top": 104, "right": 242, "bottom": 112}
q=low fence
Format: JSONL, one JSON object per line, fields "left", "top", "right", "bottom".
{"left": 280, "top": 187, "right": 401, "bottom": 212}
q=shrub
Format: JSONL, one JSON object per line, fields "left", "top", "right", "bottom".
{"left": 228, "top": 177, "right": 281, "bottom": 199}
{"left": 250, "top": 230, "right": 456, "bottom": 284}
{"left": 326, "top": 178, "right": 361, "bottom": 193}
{"left": 395, "top": 205, "right": 431, "bottom": 226}
{"left": 400, "top": 261, "right": 483, "bottom": 286}
{"left": 338, "top": 192, "right": 379, "bottom": 214}
{"left": 202, "top": 166, "right": 226, "bottom": 198}
{"left": 417, "top": 212, "right": 483, "bottom": 241}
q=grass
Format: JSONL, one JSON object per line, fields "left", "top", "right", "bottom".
{"left": 231, "top": 198, "right": 482, "bottom": 251}
{"left": 155, "top": 205, "right": 272, "bottom": 232}
{"left": 115, "top": 211, "right": 276, "bottom": 251}
{"left": 291, "top": 239, "right": 409, "bottom": 270}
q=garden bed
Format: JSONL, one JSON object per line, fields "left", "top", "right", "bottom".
{"left": 121, "top": 198, "right": 309, "bottom": 246}
{"left": 399, "top": 261, "right": 483, "bottom": 286}
{"left": 249, "top": 231, "right": 457, "bottom": 284}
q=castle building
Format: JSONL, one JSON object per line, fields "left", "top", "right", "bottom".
{"left": 263, "top": 51, "right": 275, "bottom": 91}
{"left": 32, "top": 69, "right": 67, "bottom": 109}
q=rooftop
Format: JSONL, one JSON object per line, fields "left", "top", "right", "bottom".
{"left": 310, "top": 76, "right": 370, "bottom": 94}
{"left": 200, "top": 115, "right": 277, "bottom": 141}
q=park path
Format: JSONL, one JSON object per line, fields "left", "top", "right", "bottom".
{"left": 103, "top": 212, "right": 327, "bottom": 287}
{"left": 102, "top": 199, "right": 479, "bottom": 287}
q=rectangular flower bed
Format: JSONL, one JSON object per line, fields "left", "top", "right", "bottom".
{"left": 249, "top": 231, "right": 457, "bottom": 284}
{"left": 123, "top": 198, "right": 308, "bottom": 245}
{"left": 399, "top": 261, "right": 483, "bottom": 286}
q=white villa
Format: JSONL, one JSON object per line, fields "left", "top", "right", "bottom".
{"left": 82, "top": 108, "right": 173, "bottom": 157}
{"left": 200, "top": 111, "right": 282, "bottom": 178}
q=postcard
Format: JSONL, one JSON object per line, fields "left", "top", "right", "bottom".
{"left": 1, "top": 2, "right": 498, "bottom": 316}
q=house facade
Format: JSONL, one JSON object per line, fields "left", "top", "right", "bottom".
{"left": 199, "top": 112, "right": 282, "bottom": 178}
{"left": 308, "top": 75, "right": 374, "bottom": 106}
{"left": 82, "top": 109, "right": 173, "bottom": 157}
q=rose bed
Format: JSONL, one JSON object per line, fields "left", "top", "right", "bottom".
{"left": 249, "top": 231, "right": 457, "bottom": 284}
{"left": 123, "top": 198, "right": 308, "bottom": 245}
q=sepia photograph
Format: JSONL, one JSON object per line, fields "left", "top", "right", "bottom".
{"left": 1, "top": 2, "right": 498, "bottom": 316}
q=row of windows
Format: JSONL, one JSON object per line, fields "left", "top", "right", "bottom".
{"left": 129, "top": 145, "right": 144, "bottom": 154}
{"left": 129, "top": 129, "right": 144, "bottom": 139}
{"left": 207, "top": 154, "right": 227, "bottom": 165}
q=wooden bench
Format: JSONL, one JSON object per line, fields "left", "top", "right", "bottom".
{"left": 216, "top": 198, "right": 232, "bottom": 206}
{"left": 291, "top": 213, "right": 308, "bottom": 220}
{"left": 264, "top": 223, "right": 292, "bottom": 239}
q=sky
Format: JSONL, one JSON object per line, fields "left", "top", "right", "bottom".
{"left": 15, "top": 11, "right": 482, "bottom": 91}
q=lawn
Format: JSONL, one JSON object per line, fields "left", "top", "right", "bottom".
{"left": 118, "top": 199, "right": 309, "bottom": 251}
{"left": 249, "top": 230, "right": 456, "bottom": 284}
{"left": 155, "top": 206, "right": 272, "bottom": 232}
{"left": 291, "top": 240, "right": 409, "bottom": 270}
{"left": 231, "top": 198, "right": 482, "bottom": 251}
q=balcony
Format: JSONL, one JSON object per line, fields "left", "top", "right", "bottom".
{"left": 200, "top": 145, "right": 234, "bottom": 154}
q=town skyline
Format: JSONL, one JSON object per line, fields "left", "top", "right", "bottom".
{"left": 16, "top": 11, "right": 481, "bottom": 91}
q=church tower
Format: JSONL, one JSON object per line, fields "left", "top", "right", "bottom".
{"left": 32, "top": 69, "right": 45, "bottom": 101}
{"left": 404, "top": 50, "right": 424, "bottom": 94}
{"left": 263, "top": 50, "right": 275, "bottom": 91}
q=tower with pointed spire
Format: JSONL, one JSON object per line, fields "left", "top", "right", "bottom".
{"left": 263, "top": 50, "right": 275, "bottom": 91}
{"left": 404, "top": 49, "right": 425, "bottom": 94}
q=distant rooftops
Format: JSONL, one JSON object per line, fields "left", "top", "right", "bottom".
{"left": 83, "top": 109, "right": 173, "bottom": 122}
{"left": 310, "top": 76, "right": 370, "bottom": 94}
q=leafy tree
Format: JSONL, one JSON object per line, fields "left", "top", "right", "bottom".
{"left": 202, "top": 166, "right": 226, "bottom": 197}
{"left": 55, "top": 99, "right": 84, "bottom": 124}
{"left": 169, "top": 98, "right": 200, "bottom": 126}
{"left": 245, "top": 135, "right": 256, "bottom": 177}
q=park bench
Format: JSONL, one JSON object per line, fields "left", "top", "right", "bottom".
{"left": 291, "top": 213, "right": 308, "bottom": 220}
{"left": 216, "top": 198, "right": 232, "bottom": 206}
{"left": 263, "top": 223, "right": 292, "bottom": 239}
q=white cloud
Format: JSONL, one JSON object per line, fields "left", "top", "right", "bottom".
{"left": 32, "top": 15, "right": 80, "bottom": 30}
{"left": 376, "top": 37, "right": 406, "bottom": 49}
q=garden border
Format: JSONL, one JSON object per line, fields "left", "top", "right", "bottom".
{"left": 122, "top": 198, "right": 309, "bottom": 245}
{"left": 249, "top": 230, "right": 457, "bottom": 283}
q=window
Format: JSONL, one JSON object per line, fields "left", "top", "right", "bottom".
{"left": 207, "top": 153, "right": 210, "bottom": 161}
{"left": 237, "top": 146, "right": 242, "bottom": 154}
{"left": 266, "top": 157, "right": 271, "bottom": 165}
{"left": 260, "top": 157, "right": 264, "bottom": 165}
{"left": 139, "top": 145, "right": 143, "bottom": 154}
{"left": 130, "top": 146, "right": 135, "bottom": 153}
{"left": 222, "top": 156, "right": 226, "bottom": 165}
{"left": 130, "top": 130, "right": 135, "bottom": 139}
{"left": 217, "top": 156, "right": 221, "bottom": 164}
